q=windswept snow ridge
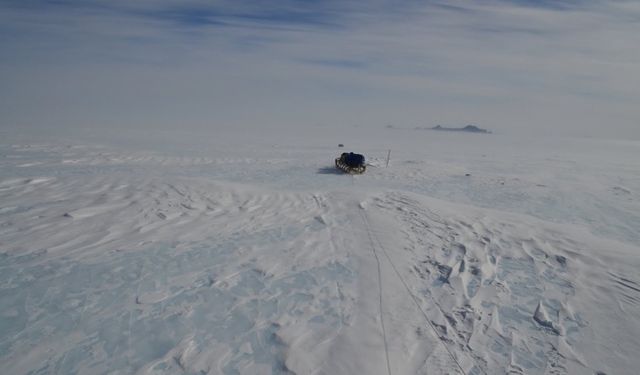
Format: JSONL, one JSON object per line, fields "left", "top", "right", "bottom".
{"left": 1, "top": 135, "right": 639, "bottom": 374}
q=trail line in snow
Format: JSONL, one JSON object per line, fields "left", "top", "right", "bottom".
{"left": 359, "top": 209, "right": 393, "bottom": 375}
{"left": 360, "top": 206, "right": 476, "bottom": 375}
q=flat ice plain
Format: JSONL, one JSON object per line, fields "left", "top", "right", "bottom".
{"left": 1, "top": 127, "right": 639, "bottom": 374}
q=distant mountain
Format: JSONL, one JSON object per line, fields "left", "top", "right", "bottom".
{"left": 417, "top": 125, "right": 491, "bottom": 134}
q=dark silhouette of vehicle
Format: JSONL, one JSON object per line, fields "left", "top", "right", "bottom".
{"left": 335, "top": 152, "right": 366, "bottom": 174}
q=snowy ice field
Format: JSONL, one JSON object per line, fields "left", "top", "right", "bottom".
{"left": 1, "top": 127, "right": 639, "bottom": 375}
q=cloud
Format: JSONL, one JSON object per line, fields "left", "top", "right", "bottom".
{"left": 1, "top": 0, "right": 639, "bottom": 138}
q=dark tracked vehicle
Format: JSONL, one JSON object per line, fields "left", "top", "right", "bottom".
{"left": 335, "top": 152, "right": 366, "bottom": 174}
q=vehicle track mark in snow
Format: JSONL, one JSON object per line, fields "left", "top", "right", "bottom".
{"left": 360, "top": 208, "right": 470, "bottom": 375}
{"left": 359, "top": 209, "right": 393, "bottom": 375}
{"left": 377, "top": 194, "right": 486, "bottom": 369}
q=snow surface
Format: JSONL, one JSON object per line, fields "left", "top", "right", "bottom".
{"left": 1, "top": 128, "right": 639, "bottom": 374}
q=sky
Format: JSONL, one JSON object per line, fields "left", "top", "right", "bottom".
{"left": 1, "top": 0, "right": 639, "bottom": 139}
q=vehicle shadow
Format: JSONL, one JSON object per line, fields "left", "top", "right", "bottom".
{"left": 317, "top": 166, "right": 344, "bottom": 175}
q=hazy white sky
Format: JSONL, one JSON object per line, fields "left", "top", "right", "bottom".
{"left": 1, "top": 0, "right": 639, "bottom": 138}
